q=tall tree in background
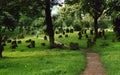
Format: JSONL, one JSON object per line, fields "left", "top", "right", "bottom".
{"left": 107, "top": 0, "right": 120, "bottom": 40}
{"left": 45, "top": 0, "right": 55, "bottom": 48}
{"left": 81, "top": 0, "right": 106, "bottom": 39}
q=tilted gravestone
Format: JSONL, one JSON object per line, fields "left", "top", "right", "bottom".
{"left": 27, "top": 40, "right": 35, "bottom": 48}
{"left": 7, "top": 39, "right": 12, "bottom": 43}
{"left": 65, "top": 34, "right": 68, "bottom": 37}
{"left": 66, "top": 28, "right": 70, "bottom": 33}
{"left": 10, "top": 40, "right": 18, "bottom": 49}
{"left": 41, "top": 43, "right": 46, "bottom": 46}
{"left": 25, "top": 39, "right": 32, "bottom": 43}
{"left": 18, "top": 40, "right": 22, "bottom": 44}
{"left": 85, "top": 34, "right": 89, "bottom": 39}
{"left": 90, "top": 29, "right": 93, "bottom": 35}
{"left": 69, "top": 42, "right": 79, "bottom": 50}
{"left": 58, "top": 35, "right": 63, "bottom": 38}
{"left": 87, "top": 39, "right": 94, "bottom": 48}
{"left": 78, "top": 31, "right": 82, "bottom": 39}
{"left": 44, "top": 35, "right": 47, "bottom": 40}
{"left": 70, "top": 29, "right": 74, "bottom": 33}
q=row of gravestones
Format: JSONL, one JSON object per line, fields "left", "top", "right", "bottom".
{"left": 4, "top": 37, "right": 48, "bottom": 50}
{"left": 2, "top": 29, "right": 116, "bottom": 51}
{"left": 55, "top": 28, "right": 74, "bottom": 34}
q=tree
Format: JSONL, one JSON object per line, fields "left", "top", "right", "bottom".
{"left": 107, "top": 0, "right": 120, "bottom": 40}
{"left": 45, "top": 0, "right": 55, "bottom": 48}
{"left": 0, "top": 0, "right": 44, "bottom": 57}
{"left": 81, "top": 0, "right": 106, "bottom": 38}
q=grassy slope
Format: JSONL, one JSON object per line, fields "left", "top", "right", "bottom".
{"left": 0, "top": 36, "right": 86, "bottom": 75}
{"left": 91, "top": 32, "right": 120, "bottom": 75}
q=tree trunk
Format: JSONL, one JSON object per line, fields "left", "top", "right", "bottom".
{"left": 45, "top": 0, "right": 55, "bottom": 48}
{"left": 0, "top": 37, "right": 3, "bottom": 58}
{"left": 94, "top": 17, "right": 98, "bottom": 39}
{"left": 0, "top": 45, "right": 3, "bottom": 58}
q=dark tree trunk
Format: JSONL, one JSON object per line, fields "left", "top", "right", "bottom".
{"left": 94, "top": 17, "right": 98, "bottom": 39}
{"left": 0, "top": 36, "right": 3, "bottom": 58}
{"left": 45, "top": 0, "right": 55, "bottom": 48}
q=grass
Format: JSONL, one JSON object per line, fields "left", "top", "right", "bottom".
{"left": 90, "top": 32, "right": 120, "bottom": 75}
{"left": 1, "top": 31, "right": 120, "bottom": 75}
{"left": 0, "top": 35, "right": 86, "bottom": 75}
{"left": 55, "top": 32, "right": 87, "bottom": 48}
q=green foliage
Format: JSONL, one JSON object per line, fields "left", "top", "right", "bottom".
{"left": 19, "top": 14, "right": 32, "bottom": 26}
{"left": 81, "top": 0, "right": 106, "bottom": 18}
{"left": 0, "top": 12, "right": 16, "bottom": 31}
{"left": 73, "top": 22, "right": 82, "bottom": 31}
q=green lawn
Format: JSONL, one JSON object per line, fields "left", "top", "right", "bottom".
{"left": 91, "top": 32, "right": 120, "bottom": 75}
{"left": 1, "top": 31, "right": 120, "bottom": 75}
{"left": 0, "top": 36, "right": 86, "bottom": 75}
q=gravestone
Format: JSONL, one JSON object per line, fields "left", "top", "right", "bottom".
{"left": 65, "top": 34, "right": 68, "bottom": 37}
{"left": 55, "top": 31, "right": 59, "bottom": 34}
{"left": 18, "top": 40, "right": 22, "bottom": 44}
{"left": 58, "top": 35, "right": 62, "bottom": 38}
{"left": 70, "top": 29, "right": 74, "bottom": 33}
{"left": 7, "top": 39, "right": 12, "bottom": 43}
{"left": 27, "top": 40, "right": 35, "bottom": 48}
{"left": 84, "top": 29, "right": 87, "bottom": 34}
{"left": 78, "top": 31, "right": 82, "bottom": 39}
{"left": 98, "top": 31, "right": 102, "bottom": 38}
{"left": 62, "top": 31, "right": 65, "bottom": 35}
{"left": 85, "top": 34, "right": 89, "bottom": 39}
{"left": 102, "top": 29, "right": 105, "bottom": 36}
{"left": 90, "top": 29, "right": 93, "bottom": 35}
{"left": 41, "top": 43, "right": 46, "bottom": 46}
{"left": 10, "top": 40, "right": 17, "bottom": 49}
{"left": 66, "top": 28, "right": 69, "bottom": 33}
{"left": 44, "top": 35, "right": 47, "bottom": 40}
{"left": 54, "top": 41, "right": 64, "bottom": 48}
{"left": 87, "top": 39, "right": 94, "bottom": 48}
{"left": 25, "top": 39, "right": 32, "bottom": 43}
{"left": 69, "top": 42, "right": 79, "bottom": 50}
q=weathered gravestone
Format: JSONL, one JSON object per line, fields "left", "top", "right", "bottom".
{"left": 66, "top": 28, "right": 70, "bottom": 33}
{"left": 65, "top": 34, "right": 68, "bottom": 37}
{"left": 7, "top": 39, "right": 12, "bottom": 43}
{"left": 87, "top": 39, "right": 94, "bottom": 48}
{"left": 10, "top": 40, "right": 18, "bottom": 49}
{"left": 70, "top": 29, "right": 74, "bottom": 33}
{"left": 85, "top": 34, "right": 89, "bottom": 39}
{"left": 90, "top": 29, "right": 93, "bottom": 35}
{"left": 44, "top": 35, "right": 47, "bottom": 40}
{"left": 58, "top": 35, "right": 63, "bottom": 38}
{"left": 41, "top": 43, "right": 46, "bottom": 46}
{"left": 25, "top": 39, "right": 32, "bottom": 43}
{"left": 18, "top": 40, "right": 22, "bottom": 44}
{"left": 27, "top": 40, "right": 35, "bottom": 48}
{"left": 78, "top": 31, "right": 82, "bottom": 39}
{"left": 69, "top": 42, "right": 79, "bottom": 50}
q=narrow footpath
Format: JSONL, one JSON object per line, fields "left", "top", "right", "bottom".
{"left": 81, "top": 50, "right": 106, "bottom": 75}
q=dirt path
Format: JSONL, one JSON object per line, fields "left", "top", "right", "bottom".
{"left": 80, "top": 51, "right": 106, "bottom": 75}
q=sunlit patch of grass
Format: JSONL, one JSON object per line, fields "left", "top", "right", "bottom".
{"left": 55, "top": 32, "right": 87, "bottom": 48}
{"left": 0, "top": 35, "right": 86, "bottom": 75}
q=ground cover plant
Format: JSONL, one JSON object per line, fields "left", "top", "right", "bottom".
{"left": 0, "top": 36, "right": 86, "bottom": 75}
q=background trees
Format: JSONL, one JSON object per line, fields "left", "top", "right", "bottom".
{"left": 81, "top": 0, "right": 106, "bottom": 38}
{"left": 0, "top": 0, "right": 120, "bottom": 57}
{"left": 107, "top": 0, "right": 120, "bottom": 40}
